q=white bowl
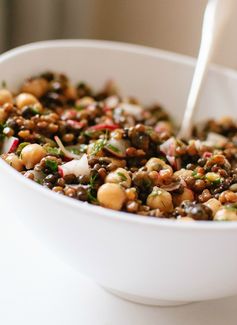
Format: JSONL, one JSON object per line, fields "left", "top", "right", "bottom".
{"left": 1, "top": 40, "right": 237, "bottom": 306}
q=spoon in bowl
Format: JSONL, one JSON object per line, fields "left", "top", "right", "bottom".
{"left": 179, "top": 0, "right": 235, "bottom": 140}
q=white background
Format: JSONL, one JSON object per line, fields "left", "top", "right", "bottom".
{"left": 1, "top": 212, "right": 237, "bottom": 325}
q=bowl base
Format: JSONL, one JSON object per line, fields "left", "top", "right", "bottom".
{"left": 102, "top": 286, "right": 191, "bottom": 307}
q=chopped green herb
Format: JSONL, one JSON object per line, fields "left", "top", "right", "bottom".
{"left": 106, "top": 143, "right": 120, "bottom": 153}
{"left": 30, "top": 106, "right": 41, "bottom": 115}
{"left": 45, "top": 159, "right": 58, "bottom": 172}
{"left": 205, "top": 172, "right": 221, "bottom": 185}
{"left": 88, "top": 172, "right": 99, "bottom": 203}
{"left": 75, "top": 105, "right": 84, "bottom": 111}
{"left": 117, "top": 172, "right": 127, "bottom": 181}
{"left": 87, "top": 189, "right": 98, "bottom": 203}
{"left": 225, "top": 203, "right": 237, "bottom": 211}
{"left": 36, "top": 179, "right": 43, "bottom": 185}
{"left": 192, "top": 170, "right": 204, "bottom": 180}
{"left": 212, "top": 178, "right": 221, "bottom": 186}
{"left": 70, "top": 148, "right": 81, "bottom": 154}
{"left": 145, "top": 127, "right": 154, "bottom": 136}
{"left": 142, "top": 178, "right": 152, "bottom": 188}
{"left": 84, "top": 130, "right": 96, "bottom": 138}
{"left": 91, "top": 139, "right": 107, "bottom": 156}
{"left": 67, "top": 144, "right": 87, "bottom": 154}
{"left": 45, "top": 146, "right": 62, "bottom": 156}
{"left": 89, "top": 172, "right": 98, "bottom": 188}
{"left": 17, "top": 142, "right": 30, "bottom": 156}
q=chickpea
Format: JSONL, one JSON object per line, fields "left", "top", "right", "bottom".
{"left": 147, "top": 187, "right": 173, "bottom": 212}
{"left": 4, "top": 153, "right": 24, "bottom": 171}
{"left": 0, "top": 89, "right": 13, "bottom": 105}
{"left": 146, "top": 158, "right": 170, "bottom": 172}
{"left": 174, "top": 169, "right": 193, "bottom": 180}
{"left": 76, "top": 96, "right": 95, "bottom": 107}
{"left": 173, "top": 188, "right": 194, "bottom": 207}
{"left": 21, "top": 78, "right": 48, "bottom": 98}
{"left": 107, "top": 158, "right": 126, "bottom": 169}
{"left": 214, "top": 208, "right": 237, "bottom": 221}
{"left": 219, "top": 190, "right": 237, "bottom": 204}
{"left": 146, "top": 158, "right": 173, "bottom": 183}
{"left": 125, "top": 187, "right": 137, "bottom": 201}
{"left": 204, "top": 198, "right": 222, "bottom": 216}
{"left": 106, "top": 168, "right": 131, "bottom": 188}
{"left": 97, "top": 183, "right": 126, "bottom": 211}
{"left": 21, "top": 144, "right": 46, "bottom": 169}
{"left": 16, "top": 93, "right": 41, "bottom": 110}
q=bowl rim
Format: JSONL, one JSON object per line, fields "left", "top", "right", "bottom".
{"left": 1, "top": 39, "right": 237, "bottom": 231}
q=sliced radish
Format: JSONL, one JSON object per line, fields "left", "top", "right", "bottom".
{"left": 66, "top": 120, "right": 86, "bottom": 129}
{"left": 88, "top": 123, "right": 120, "bottom": 131}
{"left": 54, "top": 136, "right": 82, "bottom": 160}
{"left": 61, "top": 109, "right": 77, "bottom": 120}
{"left": 119, "top": 103, "right": 143, "bottom": 117}
{"left": 160, "top": 137, "right": 180, "bottom": 169}
{"left": 105, "top": 138, "right": 128, "bottom": 158}
{"left": 203, "top": 151, "right": 212, "bottom": 159}
{"left": 104, "top": 95, "right": 119, "bottom": 109}
{"left": 1, "top": 136, "right": 19, "bottom": 154}
{"left": 58, "top": 154, "right": 90, "bottom": 177}
{"left": 160, "top": 137, "right": 176, "bottom": 157}
{"left": 205, "top": 132, "right": 228, "bottom": 147}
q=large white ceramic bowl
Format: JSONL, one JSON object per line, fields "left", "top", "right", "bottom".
{"left": 1, "top": 40, "right": 237, "bottom": 306}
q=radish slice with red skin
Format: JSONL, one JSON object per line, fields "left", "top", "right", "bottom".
{"left": 66, "top": 120, "right": 86, "bottom": 129}
{"left": 61, "top": 109, "right": 77, "bottom": 120}
{"left": 54, "top": 136, "right": 82, "bottom": 160}
{"left": 105, "top": 138, "right": 128, "bottom": 158}
{"left": 104, "top": 96, "right": 119, "bottom": 109}
{"left": 120, "top": 103, "right": 143, "bottom": 117}
{"left": 58, "top": 154, "right": 90, "bottom": 177}
{"left": 203, "top": 151, "right": 212, "bottom": 159}
{"left": 1, "top": 136, "right": 19, "bottom": 154}
{"left": 205, "top": 132, "right": 228, "bottom": 147}
{"left": 88, "top": 124, "right": 120, "bottom": 131}
{"left": 160, "top": 137, "right": 181, "bottom": 169}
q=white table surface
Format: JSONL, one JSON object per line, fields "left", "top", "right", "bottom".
{"left": 0, "top": 212, "right": 237, "bottom": 325}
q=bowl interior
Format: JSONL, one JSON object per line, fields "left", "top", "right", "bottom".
{"left": 1, "top": 40, "right": 237, "bottom": 126}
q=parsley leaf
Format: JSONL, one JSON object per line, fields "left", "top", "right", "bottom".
{"left": 117, "top": 172, "right": 127, "bottom": 181}
{"left": 16, "top": 142, "right": 30, "bottom": 156}
{"left": 91, "top": 138, "right": 107, "bottom": 156}
{"left": 106, "top": 143, "right": 120, "bottom": 153}
{"left": 45, "top": 159, "right": 58, "bottom": 172}
{"left": 45, "top": 146, "right": 61, "bottom": 156}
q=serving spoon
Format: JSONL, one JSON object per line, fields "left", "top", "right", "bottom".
{"left": 179, "top": 0, "right": 235, "bottom": 140}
